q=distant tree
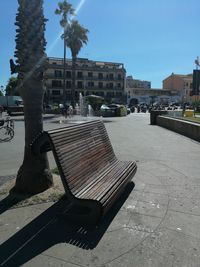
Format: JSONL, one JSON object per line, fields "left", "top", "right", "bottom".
{"left": 85, "top": 95, "right": 104, "bottom": 111}
{"left": 5, "top": 76, "right": 19, "bottom": 96}
{"left": 65, "top": 20, "right": 89, "bottom": 108}
{"left": 0, "top": 89, "right": 3, "bottom": 96}
{"left": 55, "top": 0, "right": 74, "bottom": 104}
{"left": 12, "top": 0, "right": 53, "bottom": 194}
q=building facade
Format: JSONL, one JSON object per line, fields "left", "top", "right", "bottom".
{"left": 44, "top": 57, "right": 126, "bottom": 105}
{"left": 125, "top": 75, "right": 180, "bottom": 105}
{"left": 126, "top": 87, "right": 181, "bottom": 105}
{"left": 126, "top": 75, "right": 151, "bottom": 89}
{"left": 162, "top": 73, "right": 193, "bottom": 103}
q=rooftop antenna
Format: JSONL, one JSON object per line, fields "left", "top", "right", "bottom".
{"left": 195, "top": 56, "right": 200, "bottom": 69}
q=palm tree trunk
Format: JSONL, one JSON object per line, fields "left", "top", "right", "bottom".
{"left": 13, "top": 0, "right": 53, "bottom": 194}
{"left": 63, "top": 38, "right": 67, "bottom": 104}
{"left": 71, "top": 55, "right": 76, "bottom": 109}
{"left": 15, "top": 80, "right": 53, "bottom": 194}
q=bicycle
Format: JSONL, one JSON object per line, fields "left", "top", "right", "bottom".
{"left": 0, "top": 116, "right": 15, "bottom": 142}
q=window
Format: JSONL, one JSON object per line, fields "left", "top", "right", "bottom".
{"left": 88, "top": 72, "right": 93, "bottom": 77}
{"left": 118, "top": 74, "right": 122, "bottom": 80}
{"left": 66, "top": 81, "right": 71, "bottom": 88}
{"left": 98, "top": 73, "right": 103, "bottom": 79}
{"left": 52, "top": 90, "right": 60, "bottom": 95}
{"left": 66, "top": 91, "right": 71, "bottom": 100}
{"left": 107, "top": 92, "right": 114, "bottom": 97}
{"left": 109, "top": 73, "right": 114, "bottom": 79}
{"left": 77, "top": 72, "right": 83, "bottom": 78}
{"left": 66, "top": 71, "right": 71, "bottom": 78}
{"left": 117, "top": 83, "right": 121, "bottom": 88}
{"left": 54, "top": 70, "right": 62, "bottom": 77}
{"left": 88, "top": 81, "right": 94, "bottom": 87}
{"left": 77, "top": 81, "right": 83, "bottom": 89}
{"left": 116, "top": 92, "right": 122, "bottom": 97}
{"left": 109, "top": 83, "right": 113, "bottom": 89}
{"left": 98, "top": 82, "right": 103, "bottom": 88}
{"left": 52, "top": 80, "right": 62, "bottom": 87}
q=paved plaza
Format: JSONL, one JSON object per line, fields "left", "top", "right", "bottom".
{"left": 0, "top": 113, "right": 200, "bottom": 266}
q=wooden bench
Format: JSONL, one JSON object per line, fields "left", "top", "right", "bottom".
{"left": 31, "top": 120, "right": 137, "bottom": 225}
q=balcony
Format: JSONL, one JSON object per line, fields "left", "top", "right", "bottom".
{"left": 45, "top": 73, "right": 124, "bottom": 82}
{"left": 48, "top": 63, "right": 125, "bottom": 72}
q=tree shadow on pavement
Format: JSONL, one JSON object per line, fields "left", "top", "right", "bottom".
{"left": 0, "top": 182, "right": 134, "bottom": 267}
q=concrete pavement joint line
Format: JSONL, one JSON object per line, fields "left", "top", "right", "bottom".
{"left": 136, "top": 199, "right": 168, "bottom": 207}
{"left": 107, "top": 225, "right": 158, "bottom": 234}
{"left": 161, "top": 226, "right": 200, "bottom": 242}
{"left": 163, "top": 226, "right": 200, "bottom": 242}
{"left": 132, "top": 211, "right": 167, "bottom": 219}
{"left": 167, "top": 208, "right": 200, "bottom": 218}
{"left": 41, "top": 253, "right": 85, "bottom": 267}
{"left": 155, "top": 161, "right": 191, "bottom": 180}
{"left": 0, "top": 201, "right": 55, "bottom": 210}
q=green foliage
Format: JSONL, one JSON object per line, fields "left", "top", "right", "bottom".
{"left": 0, "top": 90, "right": 3, "bottom": 96}
{"left": 6, "top": 76, "right": 19, "bottom": 96}
{"left": 85, "top": 95, "right": 105, "bottom": 111}
{"left": 192, "top": 100, "right": 200, "bottom": 112}
{"left": 51, "top": 167, "right": 59, "bottom": 175}
{"left": 55, "top": 1, "right": 74, "bottom": 30}
{"left": 65, "top": 20, "right": 89, "bottom": 58}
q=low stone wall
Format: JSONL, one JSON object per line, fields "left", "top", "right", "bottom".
{"left": 150, "top": 110, "right": 168, "bottom": 125}
{"left": 157, "top": 116, "right": 200, "bottom": 142}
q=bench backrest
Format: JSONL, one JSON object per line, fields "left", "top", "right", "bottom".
{"left": 47, "top": 120, "right": 116, "bottom": 196}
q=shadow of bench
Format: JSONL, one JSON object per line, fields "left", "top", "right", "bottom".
{"left": 31, "top": 120, "right": 137, "bottom": 225}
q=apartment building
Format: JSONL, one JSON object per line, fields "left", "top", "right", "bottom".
{"left": 126, "top": 75, "right": 151, "bottom": 89}
{"left": 125, "top": 75, "right": 181, "bottom": 105}
{"left": 44, "top": 57, "right": 126, "bottom": 104}
{"left": 126, "top": 87, "right": 181, "bottom": 105}
{"left": 163, "top": 73, "right": 193, "bottom": 102}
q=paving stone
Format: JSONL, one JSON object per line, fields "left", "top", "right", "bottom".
{"left": 105, "top": 243, "right": 164, "bottom": 267}
{"left": 127, "top": 213, "right": 163, "bottom": 233}
{"left": 159, "top": 210, "right": 200, "bottom": 239}
{"left": 168, "top": 197, "right": 200, "bottom": 216}
{"left": 133, "top": 200, "right": 167, "bottom": 218}
{"left": 140, "top": 227, "right": 200, "bottom": 267}
{"left": 138, "top": 191, "right": 169, "bottom": 206}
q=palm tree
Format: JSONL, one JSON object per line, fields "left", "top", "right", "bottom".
{"left": 65, "top": 20, "right": 89, "bottom": 108}
{"left": 12, "top": 0, "right": 53, "bottom": 194}
{"left": 55, "top": 0, "right": 74, "bottom": 105}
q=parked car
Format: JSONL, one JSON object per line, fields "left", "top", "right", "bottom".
{"left": 101, "top": 104, "right": 127, "bottom": 117}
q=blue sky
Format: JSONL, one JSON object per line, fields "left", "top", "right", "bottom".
{"left": 1, "top": 0, "right": 200, "bottom": 89}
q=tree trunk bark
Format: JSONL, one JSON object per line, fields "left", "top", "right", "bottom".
{"left": 14, "top": 80, "right": 53, "bottom": 194}
{"left": 63, "top": 38, "right": 67, "bottom": 104}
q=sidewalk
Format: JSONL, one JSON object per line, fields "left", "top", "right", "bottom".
{"left": 1, "top": 113, "right": 200, "bottom": 266}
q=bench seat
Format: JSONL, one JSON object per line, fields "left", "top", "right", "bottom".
{"left": 31, "top": 120, "right": 137, "bottom": 225}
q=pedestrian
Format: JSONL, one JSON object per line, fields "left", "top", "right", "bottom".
{"left": 0, "top": 105, "right": 3, "bottom": 117}
{"left": 68, "top": 105, "right": 73, "bottom": 117}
